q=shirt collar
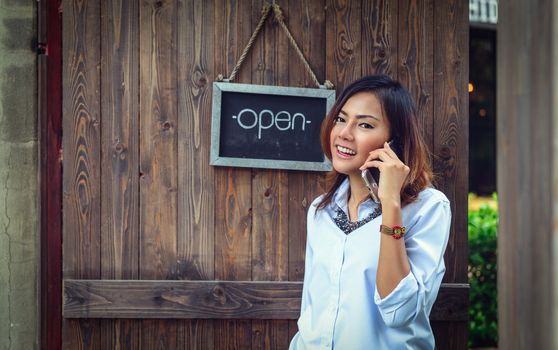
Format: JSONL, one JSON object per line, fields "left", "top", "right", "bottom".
{"left": 333, "top": 177, "right": 350, "bottom": 211}
{"left": 331, "top": 177, "right": 378, "bottom": 221}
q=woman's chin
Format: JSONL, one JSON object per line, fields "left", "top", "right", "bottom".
{"left": 332, "top": 164, "right": 360, "bottom": 177}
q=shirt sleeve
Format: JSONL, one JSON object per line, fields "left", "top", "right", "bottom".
{"left": 373, "top": 197, "right": 452, "bottom": 328}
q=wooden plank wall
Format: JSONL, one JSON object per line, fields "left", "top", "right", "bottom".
{"left": 497, "top": 0, "right": 555, "bottom": 349}
{"left": 61, "top": 0, "right": 468, "bottom": 349}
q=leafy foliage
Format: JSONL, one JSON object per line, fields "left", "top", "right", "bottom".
{"left": 468, "top": 193, "right": 498, "bottom": 348}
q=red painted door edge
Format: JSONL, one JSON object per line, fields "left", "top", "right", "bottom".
{"left": 40, "top": 0, "right": 62, "bottom": 349}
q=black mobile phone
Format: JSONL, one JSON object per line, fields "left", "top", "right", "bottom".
{"left": 369, "top": 139, "right": 404, "bottom": 184}
{"left": 360, "top": 139, "right": 404, "bottom": 203}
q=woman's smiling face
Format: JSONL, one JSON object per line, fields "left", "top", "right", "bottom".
{"left": 329, "top": 92, "right": 391, "bottom": 177}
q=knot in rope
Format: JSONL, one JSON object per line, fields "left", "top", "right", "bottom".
{"left": 323, "top": 80, "right": 334, "bottom": 89}
{"left": 261, "top": 3, "right": 272, "bottom": 16}
{"left": 271, "top": 4, "right": 284, "bottom": 23}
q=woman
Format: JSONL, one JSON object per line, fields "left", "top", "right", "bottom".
{"left": 289, "top": 75, "right": 451, "bottom": 349}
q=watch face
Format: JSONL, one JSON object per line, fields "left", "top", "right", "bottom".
{"left": 394, "top": 227, "right": 402, "bottom": 235}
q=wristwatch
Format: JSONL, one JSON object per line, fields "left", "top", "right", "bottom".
{"left": 380, "top": 224, "right": 407, "bottom": 240}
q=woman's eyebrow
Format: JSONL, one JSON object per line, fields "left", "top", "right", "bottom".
{"left": 339, "top": 109, "right": 381, "bottom": 122}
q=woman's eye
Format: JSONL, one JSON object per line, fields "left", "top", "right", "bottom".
{"left": 359, "top": 123, "right": 373, "bottom": 129}
{"left": 333, "top": 116, "right": 345, "bottom": 123}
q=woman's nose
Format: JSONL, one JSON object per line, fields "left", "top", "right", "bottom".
{"left": 338, "top": 123, "right": 354, "bottom": 140}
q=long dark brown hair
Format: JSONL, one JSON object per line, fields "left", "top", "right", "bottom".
{"left": 316, "top": 74, "right": 433, "bottom": 211}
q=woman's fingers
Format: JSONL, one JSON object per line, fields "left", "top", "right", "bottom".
{"left": 367, "top": 148, "right": 390, "bottom": 161}
{"left": 363, "top": 149, "right": 392, "bottom": 167}
{"left": 361, "top": 146, "right": 408, "bottom": 173}
{"left": 384, "top": 141, "right": 400, "bottom": 160}
{"left": 360, "top": 150, "right": 390, "bottom": 171}
{"left": 359, "top": 160, "right": 383, "bottom": 171}
{"left": 368, "top": 144, "right": 405, "bottom": 164}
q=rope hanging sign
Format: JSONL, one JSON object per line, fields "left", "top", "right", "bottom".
{"left": 216, "top": 3, "right": 334, "bottom": 89}
{"left": 210, "top": 3, "right": 335, "bottom": 172}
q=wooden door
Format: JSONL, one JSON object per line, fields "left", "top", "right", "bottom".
{"left": 59, "top": 0, "right": 468, "bottom": 348}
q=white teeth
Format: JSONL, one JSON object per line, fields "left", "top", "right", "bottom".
{"left": 337, "top": 146, "right": 356, "bottom": 155}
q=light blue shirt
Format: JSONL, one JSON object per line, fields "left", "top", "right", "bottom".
{"left": 289, "top": 178, "right": 452, "bottom": 350}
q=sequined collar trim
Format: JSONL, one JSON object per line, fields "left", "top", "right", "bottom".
{"left": 333, "top": 206, "right": 382, "bottom": 235}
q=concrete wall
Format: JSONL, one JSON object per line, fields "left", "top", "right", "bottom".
{"left": 0, "top": 1, "right": 38, "bottom": 349}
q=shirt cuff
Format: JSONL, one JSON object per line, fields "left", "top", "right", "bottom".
{"left": 374, "top": 270, "right": 419, "bottom": 314}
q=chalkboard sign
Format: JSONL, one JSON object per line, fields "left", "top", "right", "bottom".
{"left": 210, "top": 82, "right": 335, "bottom": 171}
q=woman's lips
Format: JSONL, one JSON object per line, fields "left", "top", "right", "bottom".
{"left": 335, "top": 148, "right": 356, "bottom": 159}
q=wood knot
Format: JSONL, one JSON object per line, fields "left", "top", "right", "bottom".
{"left": 212, "top": 286, "right": 223, "bottom": 296}
{"left": 212, "top": 285, "right": 227, "bottom": 305}
{"left": 264, "top": 188, "right": 272, "bottom": 197}
{"left": 378, "top": 49, "right": 386, "bottom": 58}
{"left": 153, "top": 295, "right": 164, "bottom": 305}
{"left": 114, "top": 142, "right": 124, "bottom": 152}
{"left": 440, "top": 146, "right": 452, "bottom": 158}
{"left": 161, "top": 121, "right": 172, "bottom": 130}
{"left": 155, "top": 0, "right": 163, "bottom": 9}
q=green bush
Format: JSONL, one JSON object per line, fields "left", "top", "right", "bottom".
{"left": 468, "top": 193, "right": 498, "bottom": 348}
